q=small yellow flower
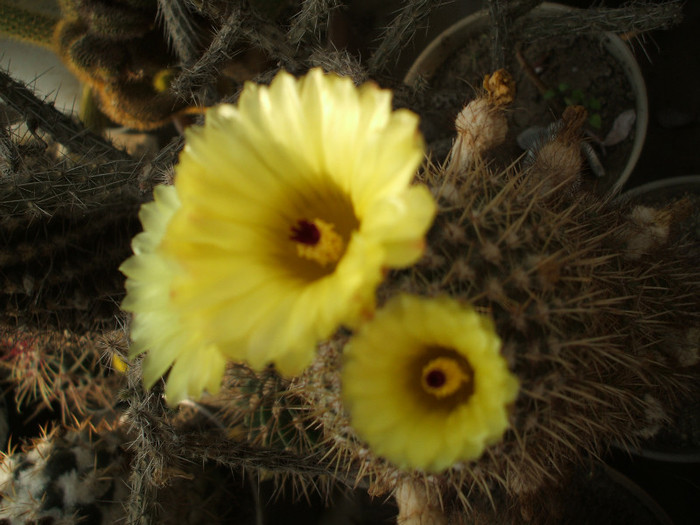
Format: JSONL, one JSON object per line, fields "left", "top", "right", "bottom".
{"left": 342, "top": 294, "right": 519, "bottom": 472}
{"left": 120, "top": 68, "right": 435, "bottom": 403}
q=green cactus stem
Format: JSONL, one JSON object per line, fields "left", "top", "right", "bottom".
{"left": 0, "top": 2, "right": 59, "bottom": 48}
{"left": 0, "top": 69, "right": 131, "bottom": 161}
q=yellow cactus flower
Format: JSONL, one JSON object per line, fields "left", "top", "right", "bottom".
{"left": 120, "top": 68, "right": 435, "bottom": 403}
{"left": 342, "top": 294, "right": 519, "bottom": 472}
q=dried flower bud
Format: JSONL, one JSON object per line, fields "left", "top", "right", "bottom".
{"left": 395, "top": 478, "right": 447, "bottom": 525}
{"left": 484, "top": 68, "right": 516, "bottom": 106}
{"left": 449, "top": 100, "right": 507, "bottom": 170}
{"left": 526, "top": 105, "right": 588, "bottom": 196}
{"left": 619, "top": 205, "right": 673, "bottom": 260}
{"left": 448, "top": 70, "right": 515, "bottom": 171}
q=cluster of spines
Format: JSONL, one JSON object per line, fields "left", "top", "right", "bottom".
{"left": 0, "top": 128, "right": 140, "bottom": 220}
{"left": 0, "top": 326, "right": 125, "bottom": 432}
{"left": 212, "top": 365, "right": 322, "bottom": 456}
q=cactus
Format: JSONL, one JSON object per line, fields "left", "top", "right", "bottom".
{"left": 156, "top": 0, "right": 204, "bottom": 64}
{"left": 298, "top": 87, "right": 699, "bottom": 521}
{"left": 0, "top": 69, "right": 131, "bottom": 163}
{"left": 53, "top": 0, "right": 188, "bottom": 130}
{"left": 0, "top": 325, "right": 126, "bottom": 430}
{"left": 2, "top": 1, "right": 697, "bottom": 524}
{"left": 215, "top": 365, "right": 322, "bottom": 453}
{"left": 0, "top": 135, "right": 143, "bottom": 333}
{"left": 0, "top": 71, "right": 149, "bottom": 332}
{"left": 0, "top": 428, "right": 131, "bottom": 524}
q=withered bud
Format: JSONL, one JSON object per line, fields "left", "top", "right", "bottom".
{"left": 483, "top": 69, "right": 516, "bottom": 106}
{"left": 525, "top": 106, "right": 588, "bottom": 196}
{"left": 619, "top": 204, "right": 674, "bottom": 260}
{"left": 448, "top": 70, "right": 516, "bottom": 171}
{"left": 559, "top": 105, "right": 588, "bottom": 144}
{"left": 395, "top": 478, "right": 447, "bottom": 525}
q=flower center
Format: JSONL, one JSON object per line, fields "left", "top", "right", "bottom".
{"left": 290, "top": 218, "right": 344, "bottom": 267}
{"left": 421, "top": 356, "right": 472, "bottom": 399}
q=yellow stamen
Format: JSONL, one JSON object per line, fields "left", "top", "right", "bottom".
{"left": 291, "top": 218, "right": 344, "bottom": 267}
{"left": 421, "top": 356, "right": 471, "bottom": 398}
{"left": 111, "top": 354, "right": 128, "bottom": 373}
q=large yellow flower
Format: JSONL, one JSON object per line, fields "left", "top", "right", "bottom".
{"left": 342, "top": 294, "right": 519, "bottom": 472}
{"left": 120, "top": 68, "right": 435, "bottom": 403}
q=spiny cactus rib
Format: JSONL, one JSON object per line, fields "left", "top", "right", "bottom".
{"left": 157, "top": 0, "right": 203, "bottom": 64}
{"left": 121, "top": 360, "right": 352, "bottom": 522}
{"left": 308, "top": 48, "right": 368, "bottom": 84}
{"left": 0, "top": 2, "right": 58, "bottom": 48}
{"left": 0, "top": 205, "right": 141, "bottom": 332}
{"left": 240, "top": 11, "right": 298, "bottom": 70}
{"left": 287, "top": 0, "right": 343, "bottom": 46}
{"left": 122, "top": 364, "right": 170, "bottom": 524}
{"left": 170, "top": 5, "right": 244, "bottom": 101}
{"left": 0, "top": 137, "right": 142, "bottom": 220}
{"left": 513, "top": 0, "right": 684, "bottom": 42}
{"left": 0, "top": 69, "right": 131, "bottom": 162}
{"left": 367, "top": 0, "right": 440, "bottom": 74}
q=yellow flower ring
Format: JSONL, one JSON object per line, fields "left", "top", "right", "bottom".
{"left": 342, "top": 294, "right": 519, "bottom": 472}
{"left": 120, "top": 69, "right": 436, "bottom": 404}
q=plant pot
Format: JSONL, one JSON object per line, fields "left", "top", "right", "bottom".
{"left": 404, "top": 2, "right": 648, "bottom": 198}
{"left": 621, "top": 174, "right": 700, "bottom": 203}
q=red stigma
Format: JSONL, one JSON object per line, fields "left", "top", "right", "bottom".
{"left": 426, "top": 369, "right": 446, "bottom": 388}
{"left": 290, "top": 220, "right": 320, "bottom": 245}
